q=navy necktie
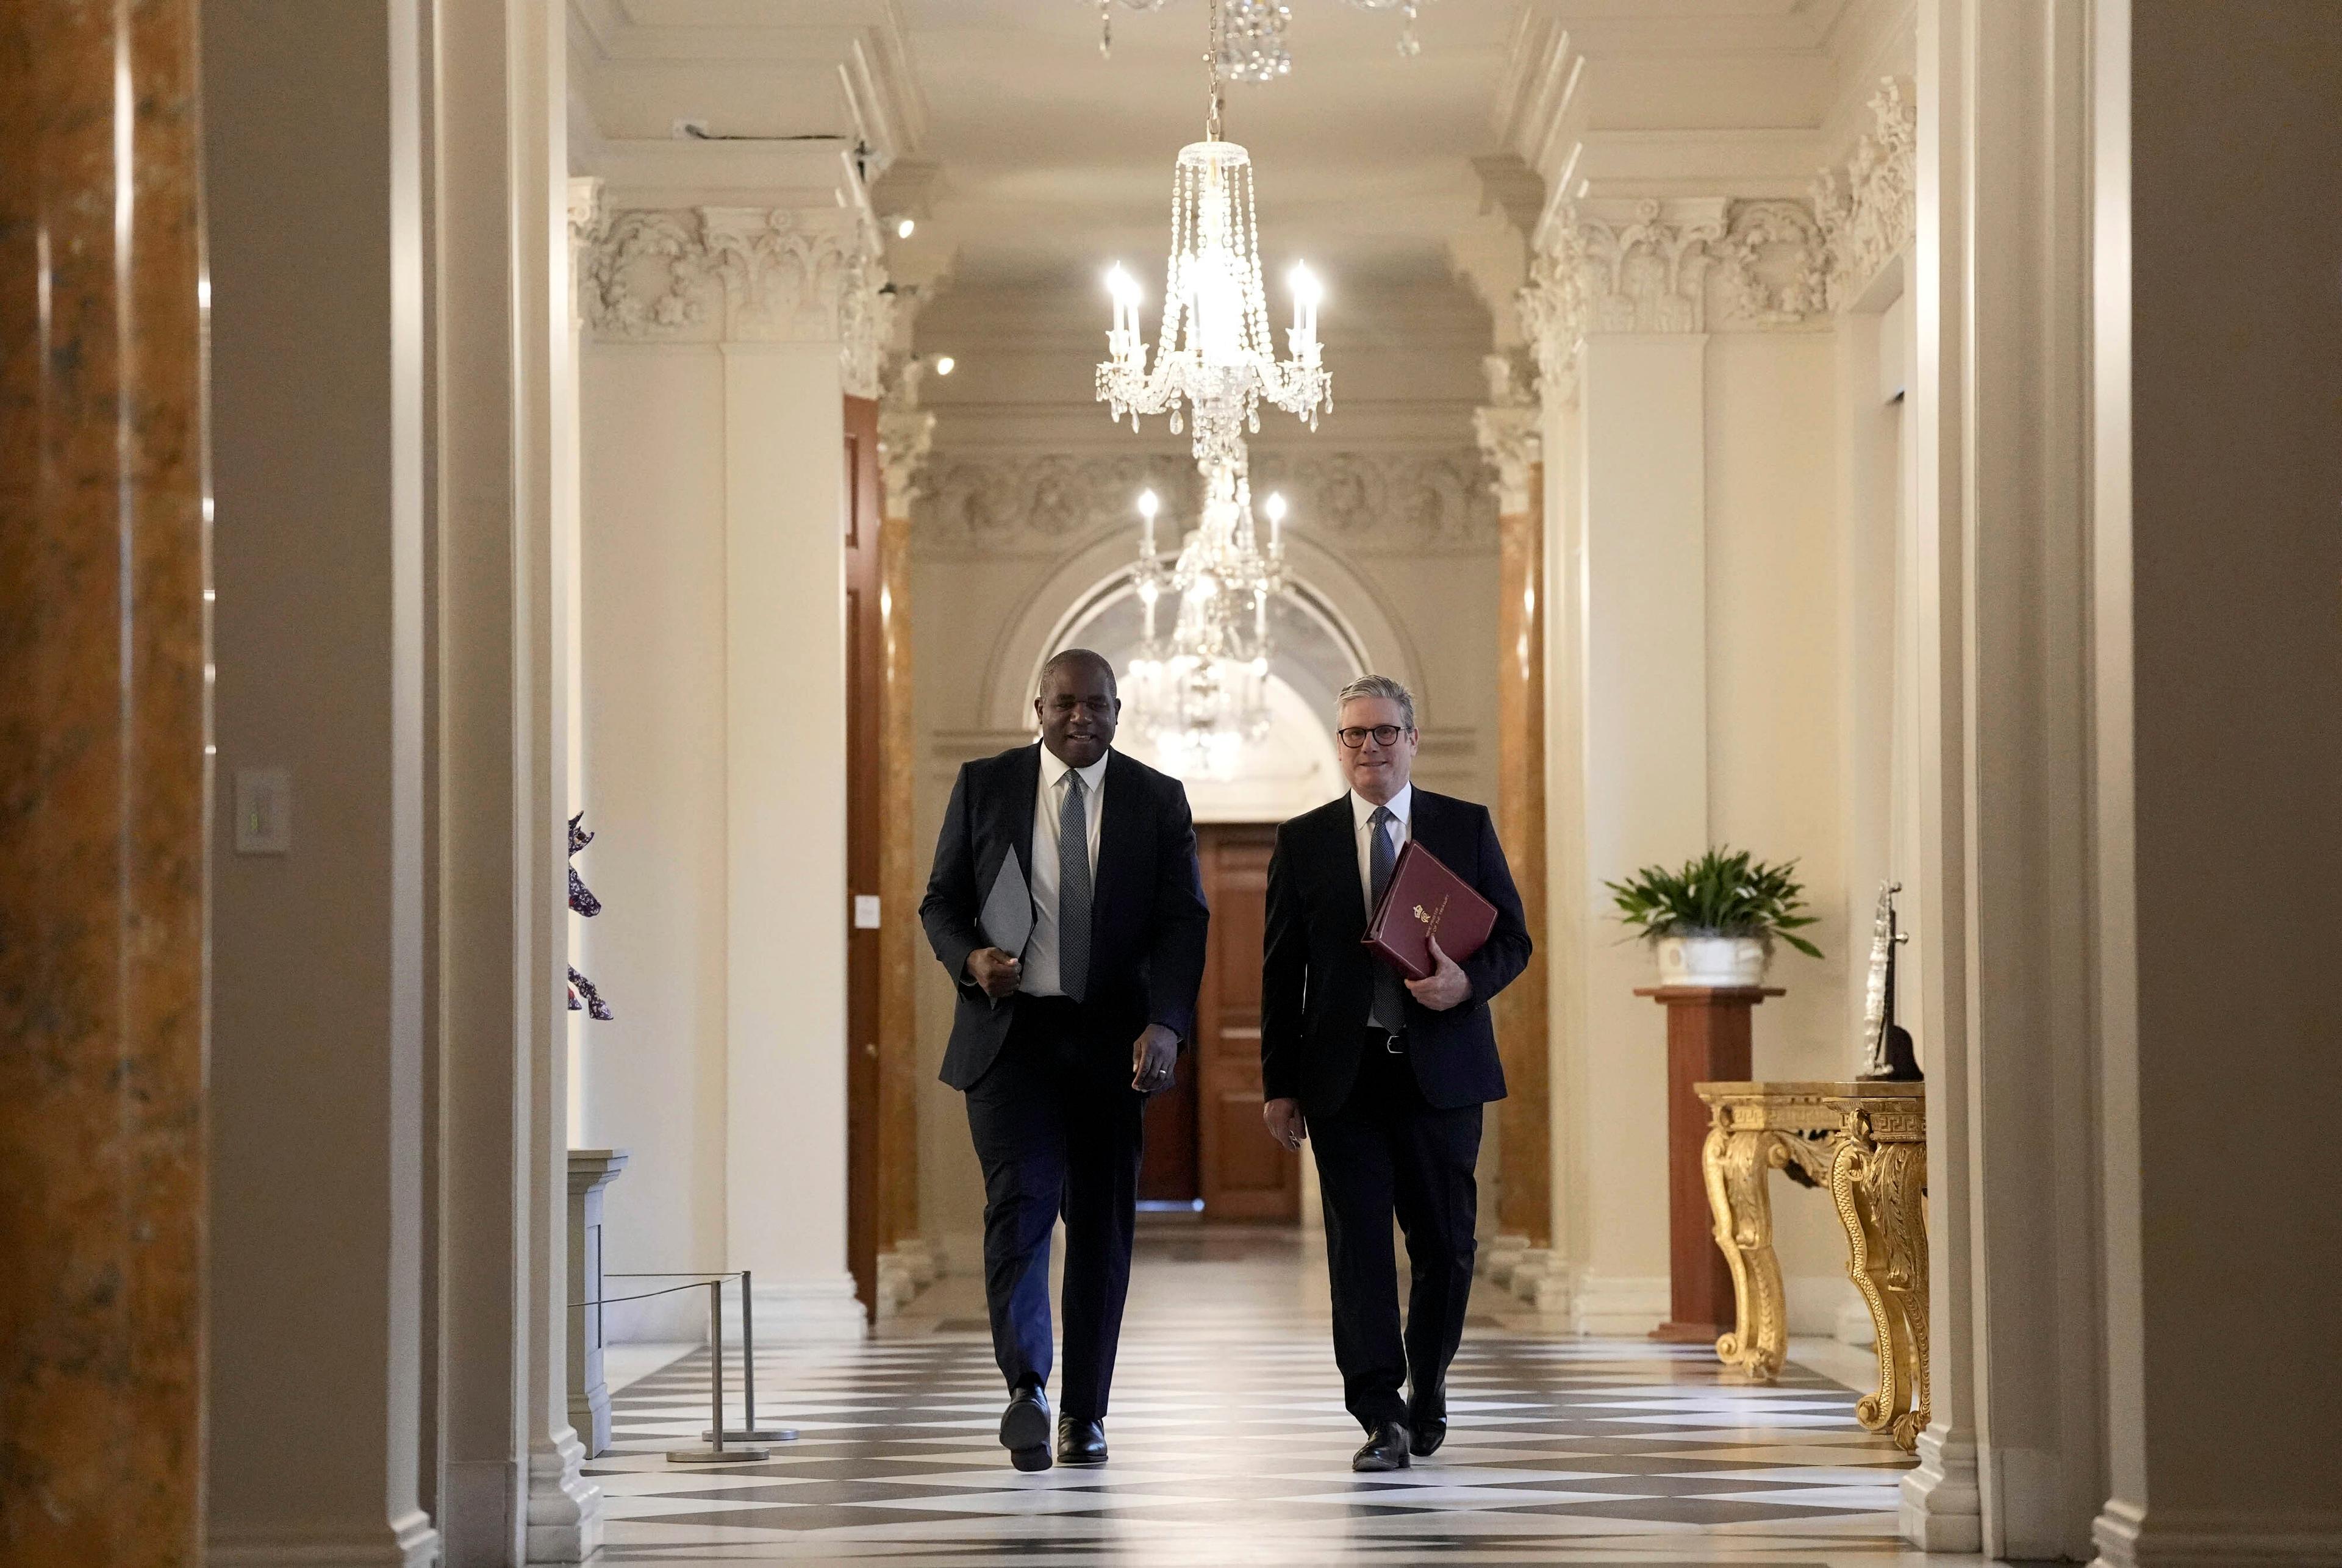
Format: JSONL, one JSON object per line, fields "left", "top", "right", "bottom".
{"left": 1058, "top": 771, "right": 1092, "bottom": 1003}
{"left": 1369, "top": 805, "right": 1404, "bottom": 1030}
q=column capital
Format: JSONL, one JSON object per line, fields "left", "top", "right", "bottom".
{"left": 878, "top": 358, "right": 936, "bottom": 519}
{"left": 1813, "top": 78, "right": 1917, "bottom": 313}
{"left": 1518, "top": 195, "right": 1829, "bottom": 401}
{"left": 580, "top": 203, "right": 891, "bottom": 390}
{"left": 1473, "top": 354, "right": 1542, "bottom": 515}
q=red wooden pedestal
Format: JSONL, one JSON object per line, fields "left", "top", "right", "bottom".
{"left": 1634, "top": 985, "right": 1784, "bottom": 1344}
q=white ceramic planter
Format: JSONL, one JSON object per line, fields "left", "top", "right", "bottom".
{"left": 1655, "top": 934, "right": 1767, "bottom": 987}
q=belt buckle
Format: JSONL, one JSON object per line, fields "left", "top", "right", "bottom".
{"left": 1379, "top": 1027, "right": 1406, "bottom": 1055}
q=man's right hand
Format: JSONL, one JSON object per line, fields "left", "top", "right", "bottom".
{"left": 965, "top": 947, "right": 1023, "bottom": 998}
{"left": 1262, "top": 1097, "right": 1306, "bottom": 1151}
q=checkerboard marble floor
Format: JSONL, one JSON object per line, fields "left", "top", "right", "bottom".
{"left": 589, "top": 1228, "right": 1984, "bottom": 1566}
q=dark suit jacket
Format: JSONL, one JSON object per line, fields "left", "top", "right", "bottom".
{"left": 920, "top": 743, "right": 1211, "bottom": 1091}
{"left": 1260, "top": 789, "right": 1531, "bottom": 1117}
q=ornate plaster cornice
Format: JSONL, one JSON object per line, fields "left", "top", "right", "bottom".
{"left": 1813, "top": 79, "right": 1917, "bottom": 312}
{"left": 912, "top": 448, "right": 1498, "bottom": 562}
{"left": 1472, "top": 353, "right": 1542, "bottom": 515}
{"left": 581, "top": 204, "right": 890, "bottom": 387}
{"left": 877, "top": 358, "right": 936, "bottom": 520}
{"left": 1514, "top": 195, "right": 1828, "bottom": 404}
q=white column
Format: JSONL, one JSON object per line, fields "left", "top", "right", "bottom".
{"left": 1569, "top": 333, "right": 1711, "bottom": 1328}
{"left": 203, "top": 1, "right": 435, "bottom": 1563}
{"left": 1897, "top": 5, "right": 1983, "bottom": 1547}
{"left": 1909, "top": 1, "right": 2112, "bottom": 1555}
{"left": 722, "top": 337, "right": 863, "bottom": 1337}
{"left": 578, "top": 184, "right": 883, "bottom": 1342}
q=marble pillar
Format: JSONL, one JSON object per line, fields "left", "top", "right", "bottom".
{"left": 0, "top": 3, "right": 208, "bottom": 1563}
{"left": 1476, "top": 388, "right": 1558, "bottom": 1303}
{"left": 876, "top": 380, "right": 937, "bottom": 1307}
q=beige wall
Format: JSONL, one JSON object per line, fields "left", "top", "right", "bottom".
{"left": 577, "top": 345, "right": 734, "bottom": 1333}
{"left": 2104, "top": 0, "right": 2342, "bottom": 1551}
{"left": 204, "top": 0, "right": 434, "bottom": 1556}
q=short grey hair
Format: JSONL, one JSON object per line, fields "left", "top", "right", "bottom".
{"left": 1336, "top": 673, "right": 1416, "bottom": 732}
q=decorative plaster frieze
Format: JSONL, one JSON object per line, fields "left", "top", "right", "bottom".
{"left": 1515, "top": 195, "right": 1828, "bottom": 405}
{"left": 1574, "top": 198, "right": 1730, "bottom": 335}
{"left": 581, "top": 204, "right": 889, "bottom": 385}
{"left": 565, "top": 177, "right": 604, "bottom": 329}
{"left": 912, "top": 448, "right": 1498, "bottom": 562}
{"left": 1472, "top": 353, "right": 1542, "bottom": 515}
{"left": 837, "top": 245, "right": 892, "bottom": 399}
{"left": 1716, "top": 200, "right": 1829, "bottom": 325}
{"left": 878, "top": 358, "right": 936, "bottom": 519}
{"left": 1813, "top": 79, "right": 1917, "bottom": 312}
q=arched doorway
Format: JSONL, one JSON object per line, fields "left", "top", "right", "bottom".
{"left": 1038, "top": 569, "right": 1372, "bottom": 1219}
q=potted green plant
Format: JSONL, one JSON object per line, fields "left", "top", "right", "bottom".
{"left": 1606, "top": 847, "right": 1823, "bottom": 986}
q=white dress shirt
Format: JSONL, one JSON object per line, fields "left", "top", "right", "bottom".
{"left": 1349, "top": 784, "right": 1414, "bottom": 920}
{"left": 1020, "top": 745, "right": 1108, "bottom": 997}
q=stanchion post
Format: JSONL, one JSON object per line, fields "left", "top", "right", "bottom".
{"left": 701, "top": 1269, "right": 797, "bottom": 1445}
{"left": 668, "top": 1276, "right": 769, "bottom": 1463}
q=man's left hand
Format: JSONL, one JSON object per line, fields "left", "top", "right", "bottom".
{"left": 1133, "top": 1023, "right": 1180, "bottom": 1094}
{"left": 1405, "top": 935, "right": 1471, "bottom": 1012}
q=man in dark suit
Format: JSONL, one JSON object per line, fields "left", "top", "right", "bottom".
{"left": 1260, "top": 673, "right": 1531, "bottom": 1472}
{"left": 920, "top": 648, "right": 1209, "bottom": 1472}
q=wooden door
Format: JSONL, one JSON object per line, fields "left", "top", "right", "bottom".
{"left": 1193, "top": 824, "right": 1299, "bottom": 1220}
{"left": 843, "top": 395, "right": 883, "bottom": 1319}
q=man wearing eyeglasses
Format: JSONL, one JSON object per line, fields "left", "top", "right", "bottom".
{"left": 1260, "top": 673, "right": 1531, "bottom": 1472}
{"left": 920, "top": 648, "right": 1209, "bottom": 1473}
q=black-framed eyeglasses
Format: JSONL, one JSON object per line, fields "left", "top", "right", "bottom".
{"left": 1336, "top": 725, "right": 1409, "bottom": 750}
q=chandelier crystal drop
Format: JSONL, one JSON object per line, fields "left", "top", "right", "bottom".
{"left": 1218, "top": 0, "right": 1292, "bottom": 82}
{"left": 1126, "top": 453, "right": 1289, "bottom": 778}
{"left": 1096, "top": 0, "right": 1330, "bottom": 468}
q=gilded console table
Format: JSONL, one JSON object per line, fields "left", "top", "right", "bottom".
{"left": 1825, "top": 1086, "right": 1928, "bottom": 1450}
{"left": 1694, "top": 1079, "right": 1928, "bottom": 1451}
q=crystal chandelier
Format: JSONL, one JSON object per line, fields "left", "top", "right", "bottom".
{"left": 1089, "top": 0, "right": 1429, "bottom": 68}
{"left": 1096, "top": 0, "right": 1330, "bottom": 470}
{"left": 1126, "top": 454, "right": 1290, "bottom": 778}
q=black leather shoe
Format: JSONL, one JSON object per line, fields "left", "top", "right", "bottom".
{"left": 1056, "top": 1416, "right": 1108, "bottom": 1466}
{"left": 1351, "top": 1420, "right": 1411, "bottom": 1472}
{"left": 1000, "top": 1384, "right": 1052, "bottom": 1472}
{"left": 1408, "top": 1389, "right": 1447, "bottom": 1456}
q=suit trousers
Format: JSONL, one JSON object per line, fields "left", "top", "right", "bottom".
{"left": 1309, "top": 1035, "right": 1484, "bottom": 1432}
{"left": 962, "top": 995, "right": 1145, "bottom": 1422}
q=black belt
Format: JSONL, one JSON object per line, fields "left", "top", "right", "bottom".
{"left": 1366, "top": 1025, "right": 1406, "bottom": 1055}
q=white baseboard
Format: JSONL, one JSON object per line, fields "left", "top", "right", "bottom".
{"left": 1775, "top": 1273, "right": 1869, "bottom": 1337}
{"left": 751, "top": 1273, "right": 868, "bottom": 1342}
{"left": 1900, "top": 1426, "right": 1983, "bottom": 1552}
{"left": 2094, "top": 1501, "right": 2342, "bottom": 1567}
{"left": 1505, "top": 1249, "right": 1571, "bottom": 1312}
{"left": 1834, "top": 1294, "right": 1878, "bottom": 1346}
{"left": 525, "top": 1428, "right": 604, "bottom": 1563}
{"left": 1570, "top": 1273, "right": 1668, "bottom": 1336}
{"left": 440, "top": 1460, "right": 518, "bottom": 1567}
{"left": 603, "top": 1282, "right": 709, "bottom": 1345}
{"left": 209, "top": 1512, "right": 438, "bottom": 1567}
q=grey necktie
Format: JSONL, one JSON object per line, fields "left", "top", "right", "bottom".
{"left": 1369, "top": 805, "right": 1405, "bottom": 1030}
{"left": 1057, "top": 770, "right": 1092, "bottom": 1003}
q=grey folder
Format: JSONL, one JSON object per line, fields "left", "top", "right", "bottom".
{"left": 979, "top": 850, "right": 1034, "bottom": 959}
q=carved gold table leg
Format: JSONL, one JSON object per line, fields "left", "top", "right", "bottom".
{"left": 1828, "top": 1103, "right": 1931, "bottom": 1451}
{"left": 1704, "top": 1117, "right": 1788, "bottom": 1382}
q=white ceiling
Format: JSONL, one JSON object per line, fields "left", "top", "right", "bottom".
{"left": 892, "top": 0, "right": 1524, "bottom": 290}
{"left": 570, "top": 0, "right": 1912, "bottom": 321}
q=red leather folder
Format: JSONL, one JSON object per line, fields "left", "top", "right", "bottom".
{"left": 1364, "top": 840, "right": 1498, "bottom": 981}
